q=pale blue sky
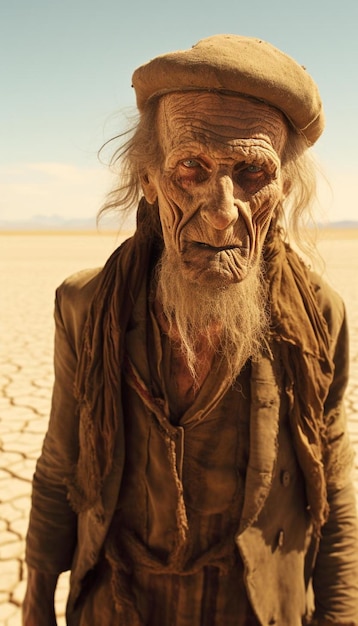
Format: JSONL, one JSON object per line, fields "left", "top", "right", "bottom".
{"left": 1, "top": 0, "right": 357, "bottom": 223}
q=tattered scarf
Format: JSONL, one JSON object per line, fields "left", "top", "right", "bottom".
{"left": 68, "top": 201, "right": 334, "bottom": 530}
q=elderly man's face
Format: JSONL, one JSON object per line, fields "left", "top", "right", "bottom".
{"left": 143, "top": 91, "right": 288, "bottom": 286}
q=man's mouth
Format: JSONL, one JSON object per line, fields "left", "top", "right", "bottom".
{"left": 195, "top": 242, "right": 249, "bottom": 254}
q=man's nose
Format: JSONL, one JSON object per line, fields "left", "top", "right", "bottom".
{"left": 200, "top": 174, "right": 238, "bottom": 230}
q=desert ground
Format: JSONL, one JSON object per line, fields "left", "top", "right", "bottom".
{"left": 1, "top": 230, "right": 358, "bottom": 625}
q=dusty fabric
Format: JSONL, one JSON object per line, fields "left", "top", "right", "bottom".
{"left": 68, "top": 199, "right": 157, "bottom": 511}
{"left": 263, "top": 228, "right": 335, "bottom": 529}
{"left": 77, "top": 558, "right": 259, "bottom": 626}
{"left": 24, "top": 229, "right": 358, "bottom": 623}
{"left": 96, "top": 291, "right": 257, "bottom": 624}
{"left": 69, "top": 200, "right": 333, "bottom": 531}
{"left": 104, "top": 378, "right": 256, "bottom": 623}
{"left": 132, "top": 34, "right": 324, "bottom": 145}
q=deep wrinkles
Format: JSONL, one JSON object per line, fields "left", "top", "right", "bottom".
{"left": 153, "top": 91, "right": 287, "bottom": 281}
{"left": 161, "top": 94, "right": 287, "bottom": 150}
{"left": 165, "top": 129, "right": 282, "bottom": 167}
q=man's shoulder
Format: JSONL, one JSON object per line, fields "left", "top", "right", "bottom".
{"left": 308, "top": 268, "right": 346, "bottom": 337}
{"left": 57, "top": 267, "right": 102, "bottom": 301}
{"left": 55, "top": 268, "right": 103, "bottom": 339}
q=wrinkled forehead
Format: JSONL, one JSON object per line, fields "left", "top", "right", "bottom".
{"left": 156, "top": 91, "right": 288, "bottom": 156}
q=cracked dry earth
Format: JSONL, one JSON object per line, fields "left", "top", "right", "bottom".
{"left": 1, "top": 232, "right": 358, "bottom": 625}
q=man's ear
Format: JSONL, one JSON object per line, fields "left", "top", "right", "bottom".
{"left": 141, "top": 173, "right": 158, "bottom": 204}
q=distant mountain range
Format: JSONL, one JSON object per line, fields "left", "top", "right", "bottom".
{"left": 0, "top": 214, "right": 98, "bottom": 231}
{"left": 0, "top": 213, "right": 137, "bottom": 231}
{"left": 0, "top": 214, "right": 358, "bottom": 232}
{"left": 318, "top": 220, "right": 358, "bottom": 229}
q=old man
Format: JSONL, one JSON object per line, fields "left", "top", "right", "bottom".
{"left": 23, "top": 35, "right": 358, "bottom": 625}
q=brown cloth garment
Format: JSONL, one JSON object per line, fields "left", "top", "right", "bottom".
{"left": 68, "top": 199, "right": 334, "bottom": 534}
{"left": 98, "top": 311, "right": 258, "bottom": 625}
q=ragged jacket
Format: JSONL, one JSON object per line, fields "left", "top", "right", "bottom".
{"left": 25, "top": 236, "right": 358, "bottom": 626}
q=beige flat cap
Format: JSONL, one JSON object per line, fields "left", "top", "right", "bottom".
{"left": 132, "top": 34, "right": 324, "bottom": 145}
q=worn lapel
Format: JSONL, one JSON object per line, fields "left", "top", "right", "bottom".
{"left": 239, "top": 349, "right": 281, "bottom": 532}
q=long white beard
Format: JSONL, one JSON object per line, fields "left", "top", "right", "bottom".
{"left": 155, "top": 250, "right": 269, "bottom": 385}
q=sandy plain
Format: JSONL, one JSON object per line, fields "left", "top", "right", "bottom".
{"left": 1, "top": 230, "right": 358, "bottom": 625}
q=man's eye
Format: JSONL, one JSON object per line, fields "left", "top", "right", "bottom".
{"left": 177, "top": 158, "right": 209, "bottom": 187}
{"left": 233, "top": 162, "right": 265, "bottom": 178}
{"left": 182, "top": 159, "right": 201, "bottom": 168}
{"left": 234, "top": 163, "right": 270, "bottom": 194}
{"left": 246, "top": 164, "right": 263, "bottom": 174}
